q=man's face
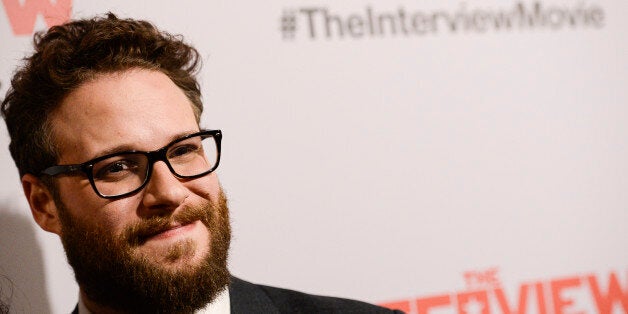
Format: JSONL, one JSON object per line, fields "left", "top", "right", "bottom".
{"left": 47, "top": 68, "right": 230, "bottom": 312}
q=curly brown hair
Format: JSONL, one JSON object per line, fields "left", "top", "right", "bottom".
{"left": 1, "top": 13, "right": 203, "bottom": 178}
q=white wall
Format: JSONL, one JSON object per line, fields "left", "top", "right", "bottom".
{"left": 0, "top": 1, "right": 626, "bottom": 313}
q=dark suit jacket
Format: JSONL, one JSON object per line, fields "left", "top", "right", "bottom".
{"left": 229, "top": 277, "right": 404, "bottom": 313}
{"left": 71, "top": 277, "right": 404, "bottom": 313}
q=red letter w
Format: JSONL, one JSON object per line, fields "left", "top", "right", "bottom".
{"left": 588, "top": 272, "right": 628, "bottom": 314}
{"left": 2, "top": 0, "right": 72, "bottom": 35}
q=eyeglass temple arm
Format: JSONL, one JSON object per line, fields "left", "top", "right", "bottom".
{"left": 41, "top": 164, "right": 83, "bottom": 176}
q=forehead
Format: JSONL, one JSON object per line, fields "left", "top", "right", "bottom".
{"left": 50, "top": 69, "right": 200, "bottom": 163}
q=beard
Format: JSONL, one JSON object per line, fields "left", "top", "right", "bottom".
{"left": 55, "top": 190, "right": 231, "bottom": 314}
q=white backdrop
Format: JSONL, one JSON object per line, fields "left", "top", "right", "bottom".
{"left": 0, "top": 1, "right": 627, "bottom": 313}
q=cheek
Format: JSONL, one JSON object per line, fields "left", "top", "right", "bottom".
{"left": 57, "top": 180, "right": 141, "bottom": 233}
{"left": 97, "top": 197, "right": 145, "bottom": 232}
{"left": 56, "top": 177, "right": 106, "bottom": 218}
{"left": 186, "top": 173, "right": 222, "bottom": 200}
{"left": 56, "top": 176, "right": 96, "bottom": 203}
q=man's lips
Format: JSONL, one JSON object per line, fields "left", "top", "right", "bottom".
{"left": 151, "top": 223, "right": 194, "bottom": 239}
{"left": 125, "top": 205, "right": 209, "bottom": 246}
{"left": 140, "top": 222, "right": 197, "bottom": 242}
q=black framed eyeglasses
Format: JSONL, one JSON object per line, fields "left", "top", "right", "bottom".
{"left": 41, "top": 129, "right": 222, "bottom": 199}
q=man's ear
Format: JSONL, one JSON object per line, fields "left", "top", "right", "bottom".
{"left": 21, "top": 174, "right": 62, "bottom": 235}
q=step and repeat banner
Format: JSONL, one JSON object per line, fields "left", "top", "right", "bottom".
{"left": 1, "top": 1, "right": 627, "bottom": 313}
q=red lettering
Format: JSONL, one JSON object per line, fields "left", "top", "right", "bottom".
{"left": 464, "top": 267, "right": 500, "bottom": 289}
{"left": 550, "top": 277, "right": 581, "bottom": 314}
{"left": 457, "top": 290, "right": 489, "bottom": 314}
{"left": 464, "top": 271, "right": 475, "bottom": 288}
{"left": 494, "top": 284, "right": 529, "bottom": 314}
{"left": 380, "top": 299, "right": 412, "bottom": 313}
{"left": 485, "top": 268, "right": 500, "bottom": 286}
{"left": 2, "top": 0, "right": 72, "bottom": 35}
{"left": 587, "top": 272, "right": 628, "bottom": 314}
{"left": 416, "top": 294, "right": 451, "bottom": 314}
{"left": 534, "top": 282, "right": 548, "bottom": 314}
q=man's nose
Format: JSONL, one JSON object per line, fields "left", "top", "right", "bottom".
{"left": 141, "top": 161, "right": 189, "bottom": 213}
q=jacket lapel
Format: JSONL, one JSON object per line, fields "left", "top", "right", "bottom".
{"left": 229, "top": 277, "right": 280, "bottom": 314}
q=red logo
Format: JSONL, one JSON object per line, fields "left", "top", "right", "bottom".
{"left": 380, "top": 268, "right": 628, "bottom": 314}
{"left": 2, "top": 0, "right": 72, "bottom": 35}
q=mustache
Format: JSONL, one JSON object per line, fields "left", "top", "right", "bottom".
{"left": 124, "top": 205, "right": 211, "bottom": 246}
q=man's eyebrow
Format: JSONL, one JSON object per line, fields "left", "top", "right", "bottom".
{"left": 88, "top": 130, "right": 200, "bottom": 160}
{"left": 169, "top": 130, "right": 201, "bottom": 143}
{"left": 88, "top": 144, "right": 139, "bottom": 160}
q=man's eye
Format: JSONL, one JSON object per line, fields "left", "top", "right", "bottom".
{"left": 107, "top": 162, "right": 129, "bottom": 173}
{"left": 168, "top": 144, "right": 199, "bottom": 158}
{"left": 95, "top": 160, "right": 138, "bottom": 179}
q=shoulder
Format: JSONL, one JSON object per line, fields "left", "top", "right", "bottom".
{"left": 229, "top": 277, "right": 404, "bottom": 314}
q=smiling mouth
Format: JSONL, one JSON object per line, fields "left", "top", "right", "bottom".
{"left": 127, "top": 205, "right": 209, "bottom": 246}
{"left": 135, "top": 221, "right": 197, "bottom": 244}
{"left": 152, "top": 223, "right": 190, "bottom": 239}
{"left": 152, "top": 222, "right": 194, "bottom": 240}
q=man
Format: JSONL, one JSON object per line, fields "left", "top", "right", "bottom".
{"left": 1, "top": 13, "right": 403, "bottom": 313}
